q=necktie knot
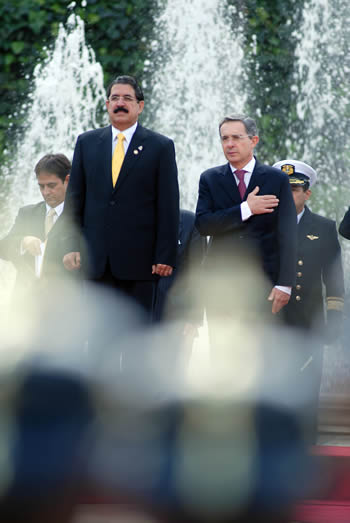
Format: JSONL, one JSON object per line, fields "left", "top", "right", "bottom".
{"left": 235, "top": 169, "right": 246, "bottom": 181}
{"left": 112, "top": 133, "right": 126, "bottom": 187}
{"left": 235, "top": 169, "right": 247, "bottom": 200}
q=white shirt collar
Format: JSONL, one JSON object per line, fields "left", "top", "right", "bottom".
{"left": 112, "top": 122, "right": 138, "bottom": 145}
{"left": 46, "top": 201, "right": 64, "bottom": 217}
{"left": 297, "top": 208, "right": 305, "bottom": 223}
{"left": 230, "top": 157, "right": 256, "bottom": 174}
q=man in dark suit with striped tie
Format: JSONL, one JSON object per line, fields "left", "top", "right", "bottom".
{"left": 0, "top": 154, "right": 73, "bottom": 298}
{"left": 63, "top": 75, "right": 179, "bottom": 319}
{"left": 195, "top": 114, "right": 297, "bottom": 321}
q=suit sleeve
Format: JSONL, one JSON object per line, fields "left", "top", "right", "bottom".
{"left": 339, "top": 207, "right": 350, "bottom": 239}
{"left": 195, "top": 174, "right": 242, "bottom": 235}
{"left": 0, "top": 208, "right": 30, "bottom": 263}
{"left": 322, "top": 221, "right": 344, "bottom": 308}
{"left": 62, "top": 136, "right": 86, "bottom": 254}
{"left": 154, "top": 139, "right": 179, "bottom": 267}
{"left": 276, "top": 176, "right": 298, "bottom": 286}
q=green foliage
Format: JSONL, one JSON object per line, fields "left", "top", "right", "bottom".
{"left": 228, "top": 0, "right": 305, "bottom": 163}
{"left": 0, "top": 0, "right": 157, "bottom": 163}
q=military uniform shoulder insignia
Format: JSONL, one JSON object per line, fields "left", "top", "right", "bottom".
{"left": 306, "top": 234, "right": 319, "bottom": 240}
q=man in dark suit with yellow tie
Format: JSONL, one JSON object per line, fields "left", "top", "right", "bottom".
{"left": 0, "top": 154, "right": 73, "bottom": 298}
{"left": 63, "top": 75, "right": 179, "bottom": 317}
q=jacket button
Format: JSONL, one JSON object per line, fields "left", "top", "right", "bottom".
{"left": 110, "top": 201, "right": 116, "bottom": 206}
{"left": 296, "top": 284, "right": 301, "bottom": 290}
{"left": 296, "top": 295, "right": 301, "bottom": 301}
{"left": 297, "top": 272, "right": 302, "bottom": 278}
{"left": 298, "top": 260, "right": 303, "bottom": 266}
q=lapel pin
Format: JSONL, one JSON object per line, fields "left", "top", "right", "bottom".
{"left": 133, "top": 149, "right": 139, "bottom": 155}
{"left": 138, "top": 145, "right": 143, "bottom": 151}
{"left": 306, "top": 234, "right": 319, "bottom": 240}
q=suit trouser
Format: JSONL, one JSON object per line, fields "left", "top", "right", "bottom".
{"left": 92, "top": 260, "right": 156, "bottom": 322}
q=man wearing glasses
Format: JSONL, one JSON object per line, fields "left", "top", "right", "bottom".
{"left": 63, "top": 75, "right": 179, "bottom": 319}
{"left": 195, "top": 114, "right": 297, "bottom": 320}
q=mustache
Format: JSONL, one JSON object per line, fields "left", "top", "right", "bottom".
{"left": 113, "top": 107, "right": 129, "bottom": 114}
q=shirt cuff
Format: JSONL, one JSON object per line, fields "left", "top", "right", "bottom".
{"left": 241, "top": 201, "right": 253, "bottom": 221}
{"left": 275, "top": 285, "right": 292, "bottom": 295}
{"left": 20, "top": 239, "right": 26, "bottom": 255}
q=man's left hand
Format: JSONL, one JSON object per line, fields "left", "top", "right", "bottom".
{"left": 152, "top": 264, "right": 173, "bottom": 277}
{"left": 268, "top": 287, "right": 290, "bottom": 314}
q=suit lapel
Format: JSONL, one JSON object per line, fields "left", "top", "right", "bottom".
{"left": 246, "top": 159, "right": 267, "bottom": 197}
{"left": 34, "top": 202, "right": 47, "bottom": 239}
{"left": 298, "top": 206, "right": 314, "bottom": 239}
{"left": 221, "top": 159, "right": 267, "bottom": 202}
{"left": 113, "top": 124, "right": 147, "bottom": 193}
{"left": 97, "top": 126, "right": 114, "bottom": 190}
{"left": 218, "top": 163, "right": 241, "bottom": 203}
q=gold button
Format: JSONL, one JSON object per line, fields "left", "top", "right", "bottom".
{"left": 297, "top": 272, "right": 302, "bottom": 277}
{"left": 296, "top": 296, "right": 301, "bottom": 301}
{"left": 298, "top": 260, "right": 303, "bottom": 266}
{"left": 296, "top": 284, "right": 301, "bottom": 290}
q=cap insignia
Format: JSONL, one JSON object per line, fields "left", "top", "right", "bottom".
{"left": 281, "top": 164, "right": 295, "bottom": 176}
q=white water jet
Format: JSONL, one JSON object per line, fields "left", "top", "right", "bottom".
{"left": 143, "top": 0, "right": 246, "bottom": 210}
{"left": 295, "top": 0, "right": 350, "bottom": 397}
{"left": 0, "top": 13, "right": 106, "bottom": 308}
{"left": 295, "top": 0, "right": 350, "bottom": 221}
{"left": 1, "top": 13, "right": 106, "bottom": 232}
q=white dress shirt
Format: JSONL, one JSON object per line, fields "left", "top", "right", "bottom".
{"left": 297, "top": 208, "right": 305, "bottom": 224}
{"left": 34, "top": 201, "right": 65, "bottom": 277}
{"left": 229, "top": 157, "right": 256, "bottom": 222}
{"left": 111, "top": 122, "right": 138, "bottom": 156}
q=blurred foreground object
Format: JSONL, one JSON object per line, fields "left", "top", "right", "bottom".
{"left": 0, "top": 279, "right": 335, "bottom": 522}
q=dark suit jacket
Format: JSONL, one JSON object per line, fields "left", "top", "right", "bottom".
{"left": 195, "top": 158, "right": 297, "bottom": 286}
{"left": 64, "top": 124, "right": 179, "bottom": 281}
{"left": 283, "top": 206, "right": 344, "bottom": 330}
{"left": 153, "top": 209, "right": 206, "bottom": 323}
{"left": 0, "top": 201, "right": 74, "bottom": 290}
{"left": 339, "top": 206, "right": 350, "bottom": 239}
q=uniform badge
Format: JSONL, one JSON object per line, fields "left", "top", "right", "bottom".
{"left": 306, "top": 234, "right": 319, "bottom": 240}
{"left": 281, "top": 164, "right": 295, "bottom": 176}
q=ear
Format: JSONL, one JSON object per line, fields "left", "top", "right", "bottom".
{"left": 251, "top": 135, "right": 259, "bottom": 147}
{"left": 64, "top": 174, "right": 70, "bottom": 184}
{"left": 138, "top": 100, "right": 145, "bottom": 115}
{"left": 305, "top": 189, "right": 312, "bottom": 201}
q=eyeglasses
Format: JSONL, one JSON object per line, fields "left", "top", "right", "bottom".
{"left": 108, "top": 95, "right": 138, "bottom": 103}
{"left": 220, "top": 134, "right": 253, "bottom": 142}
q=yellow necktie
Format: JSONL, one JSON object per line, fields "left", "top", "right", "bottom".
{"left": 112, "top": 133, "right": 125, "bottom": 186}
{"left": 45, "top": 208, "right": 56, "bottom": 237}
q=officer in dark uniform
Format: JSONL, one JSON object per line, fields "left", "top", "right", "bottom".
{"left": 273, "top": 159, "right": 344, "bottom": 442}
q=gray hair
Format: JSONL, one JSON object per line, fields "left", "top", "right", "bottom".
{"left": 219, "top": 114, "right": 258, "bottom": 137}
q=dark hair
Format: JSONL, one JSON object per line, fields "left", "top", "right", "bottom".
{"left": 291, "top": 182, "right": 310, "bottom": 192}
{"left": 219, "top": 114, "right": 258, "bottom": 137}
{"left": 106, "top": 75, "right": 144, "bottom": 102}
{"left": 34, "top": 154, "right": 71, "bottom": 182}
